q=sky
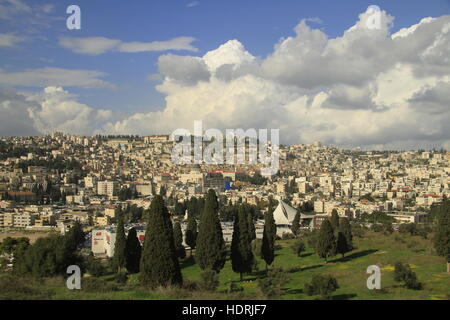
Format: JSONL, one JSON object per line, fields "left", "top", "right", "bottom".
{"left": 0, "top": 0, "right": 450, "bottom": 150}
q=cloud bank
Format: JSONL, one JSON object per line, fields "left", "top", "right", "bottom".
{"left": 3, "top": 8, "right": 450, "bottom": 151}
{"left": 101, "top": 9, "right": 450, "bottom": 150}
{"left": 59, "top": 36, "right": 199, "bottom": 55}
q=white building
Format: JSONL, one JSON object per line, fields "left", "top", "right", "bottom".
{"left": 97, "top": 181, "right": 118, "bottom": 197}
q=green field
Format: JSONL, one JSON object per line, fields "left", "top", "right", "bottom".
{"left": 1, "top": 231, "right": 449, "bottom": 300}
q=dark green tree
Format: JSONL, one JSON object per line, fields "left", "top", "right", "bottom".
{"left": 291, "top": 210, "right": 301, "bottom": 236}
{"left": 231, "top": 205, "right": 254, "bottom": 281}
{"left": 185, "top": 214, "right": 198, "bottom": 257}
{"left": 195, "top": 189, "right": 226, "bottom": 273}
{"left": 125, "top": 228, "right": 141, "bottom": 274}
{"left": 139, "top": 195, "right": 182, "bottom": 288}
{"left": 65, "top": 221, "right": 85, "bottom": 251}
{"left": 112, "top": 214, "right": 126, "bottom": 273}
{"left": 316, "top": 220, "right": 336, "bottom": 263}
{"left": 247, "top": 208, "right": 256, "bottom": 241}
{"left": 330, "top": 209, "right": 340, "bottom": 231}
{"left": 261, "top": 207, "right": 276, "bottom": 271}
{"left": 336, "top": 231, "right": 350, "bottom": 258}
{"left": 173, "top": 222, "right": 186, "bottom": 259}
{"left": 433, "top": 200, "right": 450, "bottom": 273}
{"left": 339, "top": 218, "right": 353, "bottom": 251}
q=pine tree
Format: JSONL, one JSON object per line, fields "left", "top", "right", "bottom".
{"left": 125, "top": 227, "right": 141, "bottom": 273}
{"left": 330, "top": 209, "right": 340, "bottom": 231}
{"left": 339, "top": 218, "right": 353, "bottom": 251}
{"left": 185, "top": 214, "right": 198, "bottom": 257}
{"left": 261, "top": 207, "right": 276, "bottom": 271}
{"left": 173, "top": 222, "right": 186, "bottom": 259}
{"left": 113, "top": 214, "right": 126, "bottom": 273}
{"left": 316, "top": 219, "right": 336, "bottom": 263}
{"left": 291, "top": 210, "right": 301, "bottom": 236}
{"left": 231, "top": 205, "right": 254, "bottom": 281}
{"left": 139, "top": 195, "right": 182, "bottom": 288}
{"left": 196, "top": 189, "right": 226, "bottom": 273}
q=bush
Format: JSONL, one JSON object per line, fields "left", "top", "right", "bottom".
{"left": 304, "top": 274, "right": 339, "bottom": 299}
{"left": 85, "top": 256, "right": 106, "bottom": 277}
{"left": 393, "top": 262, "right": 422, "bottom": 290}
{"left": 227, "top": 282, "right": 244, "bottom": 294}
{"left": 199, "top": 269, "right": 220, "bottom": 292}
{"left": 290, "top": 241, "right": 306, "bottom": 257}
{"left": 371, "top": 224, "right": 384, "bottom": 233}
{"left": 181, "top": 279, "right": 199, "bottom": 291}
{"left": 257, "top": 267, "right": 290, "bottom": 299}
{"left": 281, "top": 233, "right": 295, "bottom": 240}
{"left": 114, "top": 272, "right": 128, "bottom": 285}
{"left": 251, "top": 239, "right": 262, "bottom": 257}
{"left": 306, "top": 230, "right": 318, "bottom": 249}
{"left": 407, "top": 240, "right": 419, "bottom": 249}
{"left": 399, "top": 223, "right": 419, "bottom": 236}
{"left": 352, "top": 225, "right": 366, "bottom": 238}
{"left": 82, "top": 277, "right": 119, "bottom": 293}
{"left": 0, "top": 275, "right": 51, "bottom": 299}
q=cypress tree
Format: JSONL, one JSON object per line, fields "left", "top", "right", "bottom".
{"left": 173, "top": 222, "right": 186, "bottom": 259}
{"left": 316, "top": 219, "right": 336, "bottom": 263}
{"left": 339, "top": 218, "right": 353, "bottom": 250}
{"left": 196, "top": 189, "right": 226, "bottom": 273}
{"left": 247, "top": 207, "right": 256, "bottom": 241}
{"left": 291, "top": 210, "right": 301, "bottom": 236}
{"left": 231, "top": 205, "right": 254, "bottom": 281}
{"left": 336, "top": 231, "right": 349, "bottom": 258}
{"left": 433, "top": 200, "right": 450, "bottom": 273}
{"left": 113, "top": 214, "right": 126, "bottom": 273}
{"left": 139, "top": 195, "right": 182, "bottom": 288}
{"left": 261, "top": 207, "right": 276, "bottom": 271}
{"left": 125, "top": 228, "right": 141, "bottom": 273}
{"left": 330, "top": 209, "right": 340, "bottom": 231}
{"left": 185, "top": 214, "right": 198, "bottom": 257}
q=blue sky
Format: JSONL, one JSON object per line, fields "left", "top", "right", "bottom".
{"left": 1, "top": 0, "right": 449, "bottom": 115}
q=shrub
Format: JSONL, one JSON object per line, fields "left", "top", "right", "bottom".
{"left": 290, "top": 241, "right": 306, "bottom": 257}
{"left": 407, "top": 240, "right": 419, "bottom": 249}
{"left": 304, "top": 274, "right": 339, "bottom": 299}
{"left": 181, "top": 279, "right": 199, "bottom": 291}
{"left": 281, "top": 233, "right": 295, "bottom": 240}
{"left": 227, "top": 282, "right": 244, "bottom": 294}
{"left": 352, "top": 226, "right": 366, "bottom": 238}
{"left": 82, "top": 278, "right": 119, "bottom": 293}
{"left": 394, "top": 262, "right": 422, "bottom": 290}
{"left": 114, "top": 272, "right": 128, "bottom": 285}
{"left": 85, "top": 256, "right": 106, "bottom": 277}
{"left": 251, "top": 239, "right": 262, "bottom": 257}
{"left": 398, "top": 223, "right": 419, "bottom": 236}
{"left": 371, "top": 224, "right": 384, "bottom": 233}
{"left": 199, "top": 269, "right": 220, "bottom": 292}
{"left": 257, "top": 267, "right": 290, "bottom": 299}
{"left": 0, "top": 275, "right": 51, "bottom": 300}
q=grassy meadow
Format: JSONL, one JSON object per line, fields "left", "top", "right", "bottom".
{"left": 1, "top": 231, "right": 449, "bottom": 300}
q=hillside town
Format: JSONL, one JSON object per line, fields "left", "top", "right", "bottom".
{"left": 0, "top": 132, "right": 443, "bottom": 255}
